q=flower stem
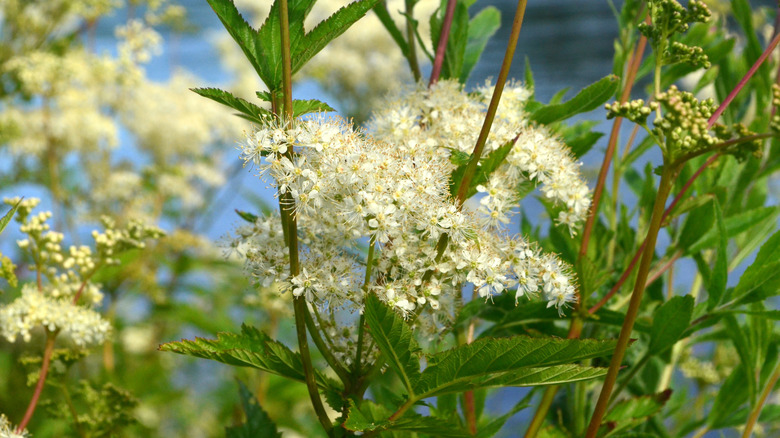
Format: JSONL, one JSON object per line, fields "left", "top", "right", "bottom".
{"left": 585, "top": 164, "right": 678, "bottom": 438}
{"left": 17, "top": 331, "right": 57, "bottom": 433}
{"left": 354, "top": 236, "right": 377, "bottom": 378}
{"left": 524, "top": 14, "right": 646, "bottom": 436}
{"left": 709, "top": 30, "right": 780, "bottom": 127}
{"left": 588, "top": 152, "right": 719, "bottom": 314}
{"left": 304, "top": 308, "right": 351, "bottom": 384}
{"left": 454, "top": 0, "right": 527, "bottom": 205}
{"left": 404, "top": 0, "right": 422, "bottom": 82}
{"left": 429, "top": 0, "right": 457, "bottom": 87}
{"left": 742, "top": 360, "right": 780, "bottom": 438}
{"left": 421, "top": 0, "right": 527, "bottom": 284}
{"left": 579, "top": 22, "right": 648, "bottom": 262}
{"left": 278, "top": 0, "right": 331, "bottom": 433}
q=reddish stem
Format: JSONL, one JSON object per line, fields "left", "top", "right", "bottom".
{"left": 708, "top": 30, "right": 780, "bottom": 127}
{"left": 588, "top": 153, "right": 720, "bottom": 314}
{"left": 17, "top": 333, "right": 57, "bottom": 432}
{"left": 579, "top": 20, "right": 649, "bottom": 260}
{"left": 644, "top": 251, "right": 682, "bottom": 288}
{"left": 429, "top": 0, "right": 458, "bottom": 87}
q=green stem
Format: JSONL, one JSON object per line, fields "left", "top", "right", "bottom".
{"left": 742, "top": 361, "right": 780, "bottom": 438}
{"left": 354, "top": 236, "right": 377, "bottom": 377}
{"left": 454, "top": 0, "right": 527, "bottom": 205}
{"left": 671, "top": 133, "right": 774, "bottom": 168}
{"left": 522, "top": 386, "right": 556, "bottom": 437}
{"left": 373, "top": 1, "right": 420, "bottom": 81}
{"left": 404, "top": 0, "right": 422, "bottom": 82}
{"left": 304, "top": 308, "right": 351, "bottom": 384}
{"left": 608, "top": 352, "right": 651, "bottom": 407}
{"left": 278, "top": 0, "right": 331, "bottom": 433}
{"left": 61, "top": 384, "right": 87, "bottom": 438}
{"left": 388, "top": 398, "right": 416, "bottom": 422}
{"left": 585, "top": 165, "right": 678, "bottom": 438}
{"left": 420, "top": 0, "right": 527, "bottom": 286}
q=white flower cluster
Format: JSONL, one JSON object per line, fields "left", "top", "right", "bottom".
{"left": 0, "top": 284, "right": 111, "bottom": 347}
{"left": 0, "top": 413, "right": 28, "bottom": 438}
{"left": 234, "top": 105, "right": 579, "bottom": 319}
{"left": 0, "top": 2, "right": 244, "bottom": 225}
{"left": 0, "top": 198, "right": 163, "bottom": 347}
{"left": 370, "top": 80, "right": 591, "bottom": 233}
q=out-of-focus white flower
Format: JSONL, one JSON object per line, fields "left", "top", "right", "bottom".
{"left": 0, "top": 284, "right": 111, "bottom": 348}
{"left": 0, "top": 413, "right": 29, "bottom": 438}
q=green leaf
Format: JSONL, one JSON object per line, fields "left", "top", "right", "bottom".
{"left": 235, "top": 209, "right": 259, "bottom": 223}
{"left": 416, "top": 363, "right": 609, "bottom": 398}
{"left": 707, "top": 200, "right": 727, "bottom": 310}
{"left": 206, "top": 0, "right": 279, "bottom": 89}
{"left": 0, "top": 198, "right": 21, "bottom": 235}
{"left": 412, "top": 336, "right": 616, "bottom": 397}
{"left": 191, "top": 87, "right": 273, "bottom": 125}
{"left": 449, "top": 140, "right": 514, "bottom": 199}
{"left": 225, "top": 381, "right": 282, "bottom": 438}
{"left": 723, "top": 315, "right": 756, "bottom": 405}
{"left": 372, "top": 2, "right": 409, "bottom": 56}
{"left": 559, "top": 121, "right": 604, "bottom": 159}
{"left": 676, "top": 199, "right": 714, "bottom": 252}
{"left": 591, "top": 308, "right": 653, "bottom": 334}
{"left": 648, "top": 295, "right": 694, "bottom": 355}
{"left": 460, "top": 6, "right": 500, "bottom": 83}
{"left": 159, "top": 324, "right": 339, "bottom": 391}
{"left": 687, "top": 206, "right": 778, "bottom": 254}
{"left": 343, "top": 400, "right": 471, "bottom": 436}
{"left": 293, "top": 0, "right": 380, "bottom": 75}
{"left": 291, "top": 99, "right": 336, "bottom": 117}
{"left": 732, "top": 228, "right": 780, "bottom": 305}
{"left": 364, "top": 294, "right": 421, "bottom": 395}
{"left": 708, "top": 362, "right": 749, "bottom": 428}
{"left": 529, "top": 75, "right": 619, "bottom": 125}
{"left": 475, "top": 392, "right": 532, "bottom": 438}
{"left": 524, "top": 56, "right": 535, "bottom": 94}
{"left": 714, "top": 309, "right": 780, "bottom": 320}
{"left": 600, "top": 390, "right": 672, "bottom": 436}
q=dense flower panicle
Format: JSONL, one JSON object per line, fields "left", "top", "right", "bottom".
{"left": 0, "top": 413, "right": 28, "bottom": 438}
{"left": 370, "top": 80, "right": 591, "bottom": 235}
{"left": 0, "top": 198, "right": 162, "bottom": 347}
{"left": 0, "top": 284, "right": 111, "bottom": 347}
{"left": 234, "top": 85, "right": 583, "bottom": 322}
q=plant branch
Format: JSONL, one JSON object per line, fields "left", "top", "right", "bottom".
{"left": 421, "top": 0, "right": 527, "bottom": 284}
{"left": 671, "top": 133, "right": 774, "bottom": 168}
{"left": 304, "top": 308, "right": 351, "bottom": 384}
{"left": 278, "top": 0, "right": 331, "bottom": 433}
{"left": 644, "top": 250, "right": 682, "bottom": 289}
{"left": 524, "top": 21, "right": 646, "bottom": 436}
{"left": 588, "top": 152, "right": 720, "bottom": 314}
{"left": 585, "top": 164, "right": 679, "bottom": 437}
{"left": 17, "top": 331, "right": 57, "bottom": 432}
{"left": 404, "top": 0, "right": 422, "bottom": 82}
{"left": 454, "top": 0, "right": 527, "bottom": 205}
{"left": 354, "top": 236, "right": 376, "bottom": 378}
{"left": 742, "top": 360, "right": 780, "bottom": 438}
{"left": 709, "top": 30, "right": 780, "bottom": 126}
{"left": 579, "top": 23, "right": 648, "bottom": 261}
{"left": 429, "top": 0, "right": 457, "bottom": 86}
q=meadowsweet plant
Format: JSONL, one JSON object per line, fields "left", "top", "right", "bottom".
{"left": 0, "top": 197, "right": 162, "bottom": 434}
{"left": 2, "top": 0, "right": 780, "bottom": 437}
